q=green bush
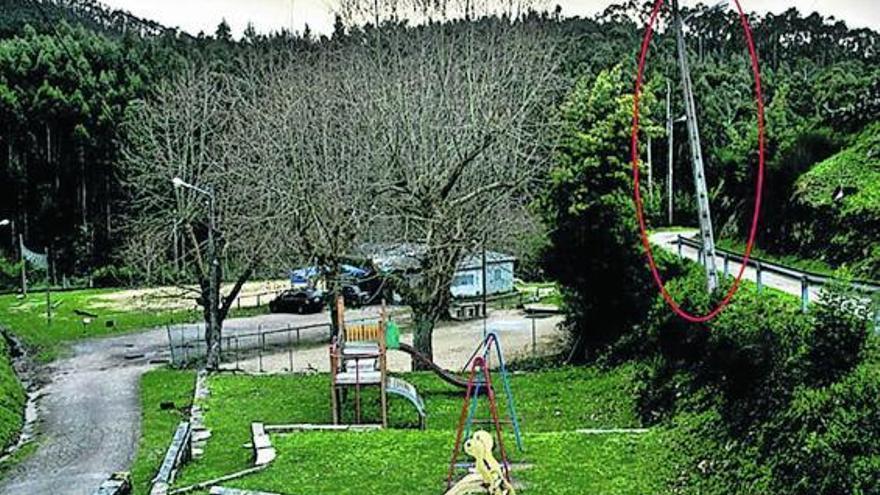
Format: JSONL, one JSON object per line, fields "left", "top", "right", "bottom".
{"left": 633, "top": 262, "right": 879, "bottom": 494}
{"left": 540, "top": 65, "right": 664, "bottom": 363}
{"left": 806, "top": 281, "right": 872, "bottom": 386}
{"left": 765, "top": 361, "right": 880, "bottom": 495}
{"left": 636, "top": 268, "right": 811, "bottom": 427}
{"left": 0, "top": 334, "right": 25, "bottom": 451}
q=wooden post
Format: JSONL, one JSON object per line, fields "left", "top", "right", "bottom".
{"left": 258, "top": 324, "right": 264, "bottom": 373}
{"left": 287, "top": 324, "right": 293, "bottom": 372}
{"left": 531, "top": 317, "right": 537, "bottom": 356}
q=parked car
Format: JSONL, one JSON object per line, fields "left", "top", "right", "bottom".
{"left": 269, "top": 288, "right": 326, "bottom": 314}
{"left": 342, "top": 284, "right": 371, "bottom": 307}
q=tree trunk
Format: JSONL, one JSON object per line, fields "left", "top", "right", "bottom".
{"left": 411, "top": 310, "right": 436, "bottom": 371}
{"left": 202, "top": 260, "right": 224, "bottom": 370}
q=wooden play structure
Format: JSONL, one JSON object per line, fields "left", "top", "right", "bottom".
{"left": 329, "top": 296, "right": 426, "bottom": 428}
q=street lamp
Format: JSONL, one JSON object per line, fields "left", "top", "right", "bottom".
{"left": 0, "top": 219, "right": 9, "bottom": 227}
{"left": 171, "top": 176, "right": 220, "bottom": 365}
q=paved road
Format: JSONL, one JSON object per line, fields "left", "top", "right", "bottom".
{"left": 0, "top": 307, "right": 381, "bottom": 495}
{"left": 650, "top": 230, "right": 823, "bottom": 302}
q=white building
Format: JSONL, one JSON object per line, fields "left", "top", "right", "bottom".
{"left": 359, "top": 243, "right": 516, "bottom": 300}
{"left": 449, "top": 251, "right": 516, "bottom": 298}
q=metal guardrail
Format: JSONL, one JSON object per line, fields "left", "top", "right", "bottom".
{"left": 675, "top": 235, "right": 880, "bottom": 329}
{"left": 676, "top": 235, "right": 880, "bottom": 291}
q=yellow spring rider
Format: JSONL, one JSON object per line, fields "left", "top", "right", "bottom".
{"left": 445, "top": 430, "right": 516, "bottom": 495}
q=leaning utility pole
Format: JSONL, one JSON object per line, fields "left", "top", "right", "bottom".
{"left": 672, "top": 0, "right": 719, "bottom": 293}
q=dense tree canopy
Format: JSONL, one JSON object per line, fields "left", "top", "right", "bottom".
{"left": 0, "top": 0, "right": 876, "bottom": 289}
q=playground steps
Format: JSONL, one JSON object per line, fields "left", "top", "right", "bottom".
{"left": 335, "top": 370, "right": 383, "bottom": 385}
{"left": 337, "top": 341, "right": 383, "bottom": 384}
{"left": 265, "top": 423, "right": 383, "bottom": 433}
{"left": 251, "top": 423, "right": 276, "bottom": 466}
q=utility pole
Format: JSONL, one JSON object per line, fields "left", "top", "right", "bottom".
{"left": 672, "top": 0, "right": 719, "bottom": 293}
{"left": 666, "top": 80, "right": 674, "bottom": 225}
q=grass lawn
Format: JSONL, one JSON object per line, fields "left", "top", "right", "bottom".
{"left": 130, "top": 369, "right": 196, "bottom": 495}
{"left": 514, "top": 281, "right": 563, "bottom": 307}
{"left": 0, "top": 336, "right": 26, "bottom": 452}
{"left": 167, "top": 365, "right": 670, "bottom": 494}
{"left": 0, "top": 288, "right": 269, "bottom": 361}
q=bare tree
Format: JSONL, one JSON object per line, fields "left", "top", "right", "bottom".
{"left": 332, "top": 8, "right": 564, "bottom": 363}
{"left": 122, "top": 65, "right": 299, "bottom": 369}
{"left": 234, "top": 52, "right": 387, "bottom": 335}
{"left": 123, "top": 8, "right": 561, "bottom": 368}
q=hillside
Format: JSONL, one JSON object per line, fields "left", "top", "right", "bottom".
{"left": 0, "top": 0, "right": 177, "bottom": 39}
{"left": 794, "top": 122, "right": 880, "bottom": 278}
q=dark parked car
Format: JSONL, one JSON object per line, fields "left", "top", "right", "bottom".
{"left": 342, "top": 284, "right": 371, "bottom": 307}
{"left": 269, "top": 288, "right": 326, "bottom": 314}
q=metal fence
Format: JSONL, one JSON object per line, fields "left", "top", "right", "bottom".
{"left": 166, "top": 315, "right": 395, "bottom": 371}
{"left": 675, "top": 235, "right": 880, "bottom": 331}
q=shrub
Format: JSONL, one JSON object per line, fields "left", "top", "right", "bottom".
{"left": 806, "top": 280, "right": 872, "bottom": 386}
{"left": 636, "top": 267, "right": 812, "bottom": 427}
{"left": 90, "top": 264, "right": 137, "bottom": 288}
{"left": 765, "top": 361, "right": 880, "bottom": 495}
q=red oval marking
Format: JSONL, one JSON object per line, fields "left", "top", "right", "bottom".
{"left": 631, "top": 0, "right": 765, "bottom": 323}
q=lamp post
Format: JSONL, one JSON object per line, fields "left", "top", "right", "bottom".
{"left": 671, "top": 0, "right": 727, "bottom": 293}
{"left": 172, "top": 177, "right": 220, "bottom": 367}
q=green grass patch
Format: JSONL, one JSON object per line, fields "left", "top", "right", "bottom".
{"left": 171, "top": 366, "right": 644, "bottom": 493}
{"left": 514, "top": 281, "right": 563, "bottom": 307}
{"left": 130, "top": 368, "right": 196, "bottom": 495}
{"left": 0, "top": 288, "right": 267, "bottom": 362}
{"left": 186, "top": 429, "right": 671, "bottom": 495}
{"left": 0, "top": 289, "right": 201, "bottom": 361}
{"left": 0, "top": 336, "right": 25, "bottom": 452}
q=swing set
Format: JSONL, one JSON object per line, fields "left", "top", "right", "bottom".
{"left": 446, "top": 332, "right": 524, "bottom": 493}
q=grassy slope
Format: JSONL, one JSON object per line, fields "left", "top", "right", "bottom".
{"left": 130, "top": 369, "right": 195, "bottom": 495}
{"left": 0, "top": 337, "right": 25, "bottom": 452}
{"left": 169, "top": 366, "right": 670, "bottom": 494}
{"left": 794, "top": 122, "right": 880, "bottom": 278}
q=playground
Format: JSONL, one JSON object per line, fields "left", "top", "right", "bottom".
{"left": 136, "top": 366, "right": 670, "bottom": 495}
{"left": 132, "top": 299, "right": 668, "bottom": 495}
